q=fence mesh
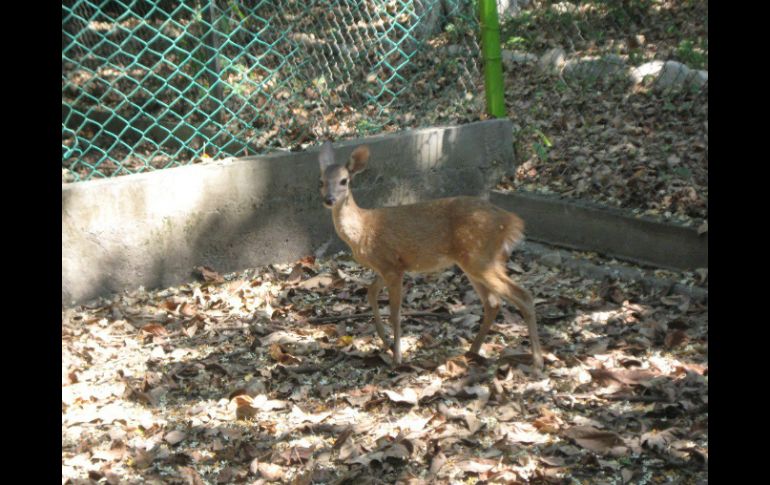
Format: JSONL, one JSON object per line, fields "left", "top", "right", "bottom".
{"left": 62, "top": 0, "right": 485, "bottom": 181}
{"left": 63, "top": 0, "right": 707, "bottom": 186}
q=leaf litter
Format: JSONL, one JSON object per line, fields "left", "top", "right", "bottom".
{"left": 62, "top": 246, "right": 707, "bottom": 484}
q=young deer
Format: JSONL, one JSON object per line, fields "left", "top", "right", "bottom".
{"left": 318, "top": 141, "right": 543, "bottom": 370}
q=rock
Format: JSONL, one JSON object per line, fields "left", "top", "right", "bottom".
{"left": 540, "top": 251, "right": 562, "bottom": 267}
{"left": 552, "top": 1, "right": 578, "bottom": 14}
{"left": 692, "top": 69, "right": 708, "bottom": 88}
{"left": 562, "top": 54, "right": 628, "bottom": 83}
{"left": 629, "top": 60, "right": 708, "bottom": 91}
{"left": 538, "top": 47, "right": 566, "bottom": 75}
{"left": 502, "top": 49, "right": 537, "bottom": 68}
{"left": 628, "top": 60, "right": 665, "bottom": 84}
{"left": 666, "top": 155, "right": 681, "bottom": 167}
{"left": 498, "top": 0, "right": 532, "bottom": 18}
{"left": 656, "top": 61, "right": 693, "bottom": 89}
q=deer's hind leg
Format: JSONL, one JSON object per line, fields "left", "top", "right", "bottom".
{"left": 467, "top": 277, "right": 501, "bottom": 355}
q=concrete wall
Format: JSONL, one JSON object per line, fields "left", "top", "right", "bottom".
{"left": 62, "top": 120, "right": 514, "bottom": 305}
{"left": 491, "top": 190, "right": 707, "bottom": 271}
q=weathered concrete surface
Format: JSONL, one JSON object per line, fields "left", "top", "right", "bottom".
{"left": 491, "top": 190, "right": 707, "bottom": 271}
{"left": 520, "top": 241, "right": 707, "bottom": 302}
{"left": 62, "top": 120, "right": 514, "bottom": 305}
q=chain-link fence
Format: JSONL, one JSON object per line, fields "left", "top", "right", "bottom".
{"left": 63, "top": 0, "right": 707, "bottom": 185}
{"left": 62, "top": 0, "right": 487, "bottom": 182}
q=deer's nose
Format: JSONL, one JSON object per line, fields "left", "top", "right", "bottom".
{"left": 324, "top": 196, "right": 335, "bottom": 206}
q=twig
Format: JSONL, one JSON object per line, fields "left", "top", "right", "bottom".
{"left": 603, "top": 394, "right": 671, "bottom": 403}
{"left": 307, "top": 311, "right": 452, "bottom": 324}
{"left": 286, "top": 353, "right": 346, "bottom": 375}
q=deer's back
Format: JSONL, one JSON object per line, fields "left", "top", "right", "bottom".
{"left": 356, "top": 196, "right": 524, "bottom": 274}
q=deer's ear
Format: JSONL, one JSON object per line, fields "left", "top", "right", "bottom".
{"left": 347, "top": 145, "right": 370, "bottom": 175}
{"left": 319, "top": 141, "right": 335, "bottom": 171}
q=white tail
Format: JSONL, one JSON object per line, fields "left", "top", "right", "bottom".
{"left": 318, "top": 141, "right": 543, "bottom": 370}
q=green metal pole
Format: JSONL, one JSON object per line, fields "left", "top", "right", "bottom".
{"left": 479, "top": 0, "right": 506, "bottom": 118}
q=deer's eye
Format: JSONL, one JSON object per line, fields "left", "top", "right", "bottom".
{"left": 340, "top": 178, "right": 348, "bottom": 186}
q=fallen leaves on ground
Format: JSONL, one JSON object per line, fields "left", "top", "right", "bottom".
{"left": 62, "top": 247, "right": 707, "bottom": 483}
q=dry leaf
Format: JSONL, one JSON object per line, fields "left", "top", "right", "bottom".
{"left": 233, "top": 395, "right": 258, "bottom": 419}
{"left": 437, "top": 357, "right": 468, "bottom": 378}
{"left": 217, "top": 466, "right": 248, "bottom": 484}
{"left": 333, "top": 427, "right": 354, "bottom": 451}
{"left": 269, "top": 343, "right": 301, "bottom": 364}
{"left": 695, "top": 268, "right": 708, "bottom": 284}
{"left": 464, "top": 414, "right": 482, "bottom": 434}
{"left": 338, "top": 438, "right": 362, "bottom": 462}
{"left": 540, "top": 455, "right": 566, "bottom": 467}
{"left": 563, "top": 426, "right": 626, "bottom": 454}
{"left": 456, "top": 458, "right": 496, "bottom": 474}
{"left": 164, "top": 430, "right": 186, "bottom": 446}
{"left": 660, "top": 295, "right": 690, "bottom": 312}
{"left": 463, "top": 385, "right": 490, "bottom": 410}
{"left": 352, "top": 442, "right": 411, "bottom": 466}
{"left": 641, "top": 428, "right": 678, "bottom": 452}
{"left": 132, "top": 448, "right": 157, "bottom": 469}
{"left": 195, "top": 266, "right": 224, "bottom": 283}
{"left": 419, "top": 379, "right": 443, "bottom": 401}
{"left": 251, "top": 394, "right": 288, "bottom": 411}
{"left": 286, "top": 263, "right": 305, "bottom": 284}
{"left": 496, "top": 404, "right": 520, "bottom": 422}
{"left": 534, "top": 408, "right": 563, "bottom": 434}
{"left": 278, "top": 446, "right": 315, "bottom": 465}
{"left": 590, "top": 367, "right": 657, "bottom": 387}
{"left": 179, "top": 466, "right": 206, "bottom": 485}
{"left": 291, "top": 469, "right": 313, "bottom": 485}
{"left": 290, "top": 405, "right": 331, "bottom": 424}
{"left": 429, "top": 451, "right": 447, "bottom": 476}
{"left": 298, "top": 274, "right": 334, "bottom": 290}
{"left": 502, "top": 422, "right": 549, "bottom": 444}
{"left": 298, "top": 255, "right": 316, "bottom": 267}
{"left": 383, "top": 388, "right": 419, "bottom": 406}
{"left": 141, "top": 323, "right": 167, "bottom": 336}
{"left": 621, "top": 468, "right": 635, "bottom": 483}
{"left": 664, "top": 329, "right": 689, "bottom": 348}
{"left": 180, "top": 302, "right": 196, "bottom": 317}
{"left": 92, "top": 441, "right": 127, "bottom": 462}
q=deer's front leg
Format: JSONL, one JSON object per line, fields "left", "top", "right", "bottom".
{"left": 367, "top": 274, "right": 390, "bottom": 348}
{"left": 384, "top": 272, "right": 404, "bottom": 365}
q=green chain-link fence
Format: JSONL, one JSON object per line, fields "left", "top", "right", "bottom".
{"left": 62, "top": 0, "right": 488, "bottom": 182}
{"left": 63, "top": 1, "right": 707, "bottom": 183}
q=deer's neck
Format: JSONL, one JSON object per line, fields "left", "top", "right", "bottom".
{"left": 332, "top": 194, "right": 368, "bottom": 248}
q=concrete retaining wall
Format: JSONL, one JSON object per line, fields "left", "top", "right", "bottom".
{"left": 62, "top": 120, "right": 514, "bottom": 305}
{"left": 491, "top": 190, "right": 707, "bottom": 271}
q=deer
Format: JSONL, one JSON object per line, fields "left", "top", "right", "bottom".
{"left": 317, "top": 141, "right": 543, "bottom": 370}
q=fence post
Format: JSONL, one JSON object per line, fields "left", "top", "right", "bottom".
{"left": 478, "top": 0, "right": 505, "bottom": 118}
